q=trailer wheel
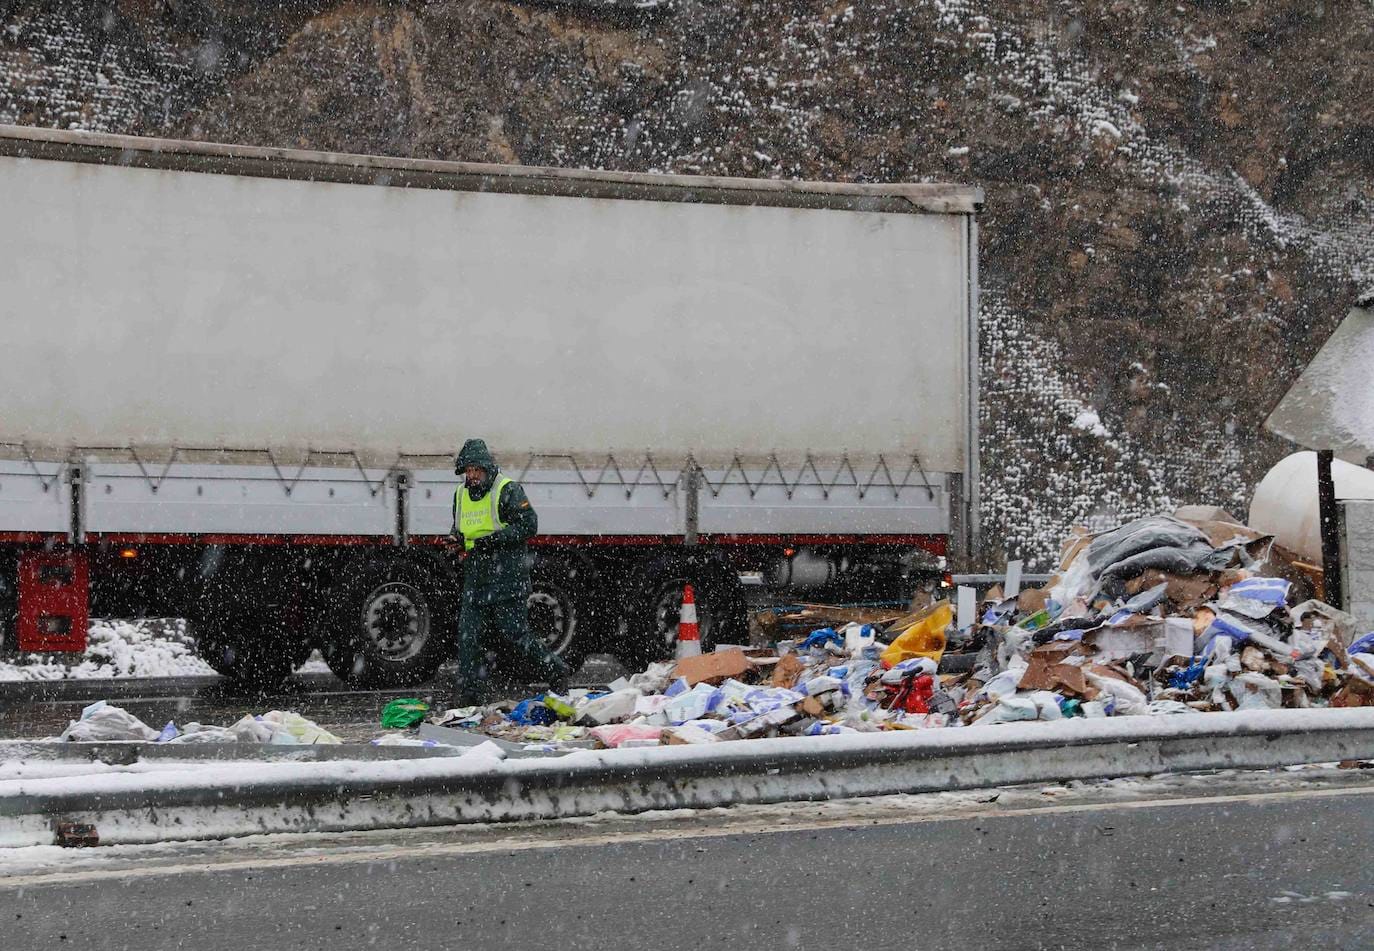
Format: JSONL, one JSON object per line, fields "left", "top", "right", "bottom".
{"left": 624, "top": 554, "right": 747, "bottom": 666}
{"left": 527, "top": 554, "right": 597, "bottom": 673}
{"left": 193, "top": 611, "right": 309, "bottom": 691}
{"left": 323, "top": 557, "right": 454, "bottom": 689}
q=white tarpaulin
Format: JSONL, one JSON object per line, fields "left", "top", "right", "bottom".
{"left": 1266, "top": 302, "right": 1374, "bottom": 461}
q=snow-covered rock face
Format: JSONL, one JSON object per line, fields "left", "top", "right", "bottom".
{"left": 4, "top": 1, "right": 1373, "bottom": 567}
{"left": 0, "top": 619, "right": 215, "bottom": 682}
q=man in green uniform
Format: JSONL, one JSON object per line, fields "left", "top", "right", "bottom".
{"left": 448, "top": 439, "right": 571, "bottom": 706}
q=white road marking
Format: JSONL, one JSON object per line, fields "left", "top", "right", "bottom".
{"left": 5, "top": 781, "right": 1374, "bottom": 890}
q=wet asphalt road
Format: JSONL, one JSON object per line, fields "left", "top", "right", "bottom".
{"left": 4, "top": 773, "right": 1374, "bottom": 950}
{"left": 0, "top": 656, "right": 628, "bottom": 743}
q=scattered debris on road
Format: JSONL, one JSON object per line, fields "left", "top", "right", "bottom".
{"left": 57, "top": 700, "right": 344, "bottom": 745}
{"left": 24, "top": 508, "right": 1374, "bottom": 758}
{"left": 408, "top": 508, "right": 1373, "bottom": 752}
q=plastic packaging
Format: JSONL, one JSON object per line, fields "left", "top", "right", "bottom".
{"left": 1348, "top": 633, "right": 1374, "bottom": 656}
{"left": 975, "top": 695, "right": 1039, "bottom": 724}
{"left": 509, "top": 698, "right": 557, "bottom": 726}
{"left": 801, "top": 628, "right": 843, "bottom": 651}
{"left": 60, "top": 701, "right": 161, "bottom": 742}
{"left": 664, "top": 683, "right": 720, "bottom": 723}
{"left": 542, "top": 694, "right": 577, "bottom": 721}
{"left": 1291, "top": 600, "right": 1359, "bottom": 648}
{"left": 380, "top": 698, "right": 431, "bottom": 729}
{"left": 627, "top": 661, "right": 676, "bottom": 694}
{"left": 1083, "top": 670, "right": 1148, "bottom": 715}
{"left": 1228, "top": 671, "right": 1282, "bottom": 710}
{"left": 258, "top": 711, "right": 342, "bottom": 745}
{"left": 575, "top": 689, "right": 640, "bottom": 725}
{"left": 1026, "top": 691, "right": 1064, "bottom": 720}
{"left": 840, "top": 623, "right": 876, "bottom": 655}
{"left": 880, "top": 602, "right": 952, "bottom": 667}
{"left": 589, "top": 724, "right": 663, "bottom": 748}
{"left": 979, "top": 660, "right": 1028, "bottom": 701}
{"left": 881, "top": 657, "right": 938, "bottom": 685}
{"left": 166, "top": 723, "right": 238, "bottom": 744}
{"left": 742, "top": 685, "right": 807, "bottom": 714}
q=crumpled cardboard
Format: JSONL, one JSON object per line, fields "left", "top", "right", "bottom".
{"left": 1332, "top": 677, "right": 1374, "bottom": 708}
{"left": 1017, "top": 644, "right": 1096, "bottom": 698}
{"left": 1017, "top": 585, "right": 1052, "bottom": 616}
{"left": 1124, "top": 569, "right": 1218, "bottom": 609}
{"left": 770, "top": 653, "right": 806, "bottom": 689}
{"left": 674, "top": 648, "right": 754, "bottom": 686}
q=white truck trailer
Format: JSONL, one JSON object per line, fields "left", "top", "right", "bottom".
{"left": 0, "top": 125, "right": 982, "bottom": 687}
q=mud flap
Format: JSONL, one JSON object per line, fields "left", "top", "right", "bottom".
{"left": 18, "top": 550, "right": 89, "bottom": 652}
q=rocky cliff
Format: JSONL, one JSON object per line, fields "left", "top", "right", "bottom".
{"left": 4, "top": 0, "right": 1373, "bottom": 565}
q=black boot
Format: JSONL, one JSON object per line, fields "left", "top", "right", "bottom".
{"left": 545, "top": 656, "right": 573, "bottom": 695}
{"left": 453, "top": 676, "right": 490, "bottom": 709}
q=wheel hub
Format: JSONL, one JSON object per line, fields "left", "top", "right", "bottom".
{"left": 363, "top": 582, "right": 429, "bottom": 660}
{"left": 528, "top": 589, "right": 574, "bottom": 655}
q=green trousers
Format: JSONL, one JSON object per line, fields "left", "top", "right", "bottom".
{"left": 455, "top": 594, "right": 568, "bottom": 702}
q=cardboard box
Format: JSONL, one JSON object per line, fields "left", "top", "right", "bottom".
{"left": 674, "top": 648, "right": 754, "bottom": 686}
{"left": 1084, "top": 617, "right": 1193, "bottom": 665}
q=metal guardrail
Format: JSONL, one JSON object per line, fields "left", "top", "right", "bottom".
{"left": 951, "top": 573, "right": 1054, "bottom": 587}
{"left": 5, "top": 708, "right": 1374, "bottom": 847}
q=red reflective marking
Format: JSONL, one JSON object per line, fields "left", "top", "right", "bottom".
{"left": 17, "top": 550, "right": 89, "bottom": 652}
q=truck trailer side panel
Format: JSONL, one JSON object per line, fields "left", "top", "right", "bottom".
{"left": 0, "top": 140, "right": 973, "bottom": 473}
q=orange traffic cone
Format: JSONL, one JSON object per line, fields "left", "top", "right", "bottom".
{"left": 674, "top": 583, "right": 701, "bottom": 659}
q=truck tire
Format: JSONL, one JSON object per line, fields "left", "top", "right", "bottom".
{"left": 527, "top": 553, "right": 597, "bottom": 673}
{"left": 322, "top": 556, "right": 454, "bottom": 689}
{"left": 193, "top": 610, "right": 309, "bottom": 691}
{"left": 624, "top": 553, "right": 747, "bottom": 666}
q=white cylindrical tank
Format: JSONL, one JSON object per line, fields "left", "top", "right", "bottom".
{"left": 1248, "top": 451, "right": 1374, "bottom": 560}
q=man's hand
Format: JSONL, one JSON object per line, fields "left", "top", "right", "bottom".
{"left": 445, "top": 534, "right": 466, "bottom": 560}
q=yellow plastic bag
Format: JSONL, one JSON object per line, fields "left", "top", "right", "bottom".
{"left": 881, "top": 601, "right": 952, "bottom": 668}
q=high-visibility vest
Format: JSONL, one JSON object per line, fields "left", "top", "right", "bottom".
{"left": 456, "top": 475, "right": 512, "bottom": 551}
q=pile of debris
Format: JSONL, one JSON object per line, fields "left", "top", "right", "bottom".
{"left": 965, "top": 508, "right": 1370, "bottom": 722}
{"left": 57, "top": 700, "right": 344, "bottom": 745}
{"left": 425, "top": 508, "right": 1374, "bottom": 751}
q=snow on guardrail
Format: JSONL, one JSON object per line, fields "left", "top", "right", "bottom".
{"left": 5, "top": 707, "right": 1374, "bottom": 848}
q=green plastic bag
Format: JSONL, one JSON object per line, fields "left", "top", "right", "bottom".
{"left": 380, "top": 698, "right": 431, "bottom": 729}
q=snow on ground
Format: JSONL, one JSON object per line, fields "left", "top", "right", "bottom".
{"left": 295, "top": 649, "right": 332, "bottom": 675}
{"left": 0, "top": 620, "right": 215, "bottom": 682}
{"left": 0, "top": 620, "right": 330, "bottom": 681}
